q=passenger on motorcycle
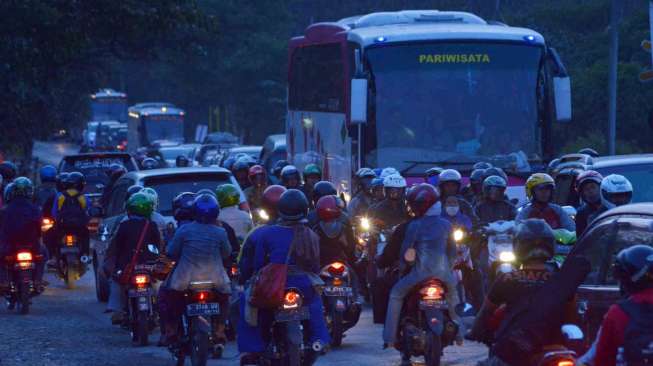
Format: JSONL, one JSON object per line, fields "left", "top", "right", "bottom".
{"left": 381, "top": 183, "right": 463, "bottom": 348}
{"left": 438, "top": 169, "right": 476, "bottom": 222}
{"left": 368, "top": 174, "right": 409, "bottom": 230}
{"left": 103, "top": 192, "right": 161, "bottom": 323}
{"left": 280, "top": 165, "right": 302, "bottom": 190}
{"left": 424, "top": 166, "right": 443, "bottom": 186}
{"left": 237, "top": 189, "right": 330, "bottom": 363}
{"left": 0, "top": 177, "right": 47, "bottom": 290}
{"left": 232, "top": 158, "right": 252, "bottom": 191}
{"left": 51, "top": 171, "right": 91, "bottom": 257}
{"left": 216, "top": 184, "right": 253, "bottom": 242}
{"left": 574, "top": 170, "right": 604, "bottom": 236}
{"left": 159, "top": 193, "right": 233, "bottom": 346}
{"left": 35, "top": 165, "right": 58, "bottom": 212}
{"left": 195, "top": 188, "right": 240, "bottom": 257}
{"left": 301, "top": 164, "right": 322, "bottom": 207}
{"left": 172, "top": 192, "right": 196, "bottom": 227}
{"left": 474, "top": 176, "right": 516, "bottom": 225}
{"left": 599, "top": 174, "right": 633, "bottom": 212}
{"left": 468, "top": 219, "right": 577, "bottom": 365}
{"left": 271, "top": 160, "right": 290, "bottom": 185}
{"left": 516, "top": 173, "right": 575, "bottom": 231}
{"left": 313, "top": 195, "right": 357, "bottom": 268}
{"left": 347, "top": 168, "right": 377, "bottom": 218}
{"left": 592, "top": 245, "right": 653, "bottom": 366}
{"left": 243, "top": 165, "right": 268, "bottom": 213}
{"left": 370, "top": 177, "right": 386, "bottom": 205}
{"left": 306, "top": 180, "right": 338, "bottom": 228}
{"left": 464, "top": 168, "right": 487, "bottom": 207}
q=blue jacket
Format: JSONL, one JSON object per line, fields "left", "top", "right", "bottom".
{"left": 400, "top": 212, "right": 455, "bottom": 282}
{"left": 441, "top": 211, "right": 473, "bottom": 232}
{"left": 0, "top": 198, "right": 42, "bottom": 254}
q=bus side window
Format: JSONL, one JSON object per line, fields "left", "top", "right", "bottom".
{"left": 289, "top": 44, "right": 344, "bottom": 113}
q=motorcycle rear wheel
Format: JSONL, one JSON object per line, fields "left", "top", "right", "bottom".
{"left": 330, "top": 310, "right": 344, "bottom": 347}
{"left": 133, "top": 310, "right": 149, "bottom": 346}
{"left": 190, "top": 319, "right": 209, "bottom": 366}
{"left": 16, "top": 284, "right": 30, "bottom": 315}
{"left": 64, "top": 254, "right": 79, "bottom": 289}
{"left": 424, "top": 333, "right": 442, "bottom": 366}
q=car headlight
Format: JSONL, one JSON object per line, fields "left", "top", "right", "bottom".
{"left": 360, "top": 217, "right": 371, "bottom": 232}
{"left": 499, "top": 251, "right": 516, "bottom": 263}
{"left": 453, "top": 228, "right": 464, "bottom": 242}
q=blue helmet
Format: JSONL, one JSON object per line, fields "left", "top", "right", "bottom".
{"left": 373, "top": 168, "right": 383, "bottom": 177}
{"left": 371, "top": 177, "right": 384, "bottom": 188}
{"left": 39, "top": 165, "right": 57, "bottom": 183}
{"left": 193, "top": 193, "right": 220, "bottom": 224}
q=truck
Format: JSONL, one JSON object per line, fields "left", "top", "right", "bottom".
{"left": 127, "top": 103, "right": 185, "bottom": 153}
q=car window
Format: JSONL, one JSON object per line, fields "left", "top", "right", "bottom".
{"left": 107, "top": 180, "right": 131, "bottom": 217}
{"left": 61, "top": 155, "right": 138, "bottom": 195}
{"left": 579, "top": 217, "right": 653, "bottom": 285}
{"left": 144, "top": 173, "right": 233, "bottom": 216}
{"left": 595, "top": 163, "right": 653, "bottom": 203}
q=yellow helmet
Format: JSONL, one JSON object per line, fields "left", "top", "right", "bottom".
{"left": 525, "top": 173, "right": 555, "bottom": 200}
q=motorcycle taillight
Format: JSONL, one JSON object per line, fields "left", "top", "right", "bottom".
{"left": 65, "top": 235, "right": 76, "bottom": 246}
{"left": 194, "top": 291, "right": 210, "bottom": 302}
{"left": 283, "top": 289, "right": 302, "bottom": 310}
{"left": 327, "top": 262, "right": 346, "bottom": 277}
{"left": 419, "top": 284, "right": 444, "bottom": 300}
{"left": 132, "top": 274, "right": 150, "bottom": 287}
{"left": 556, "top": 361, "right": 574, "bottom": 366}
{"left": 17, "top": 252, "right": 33, "bottom": 262}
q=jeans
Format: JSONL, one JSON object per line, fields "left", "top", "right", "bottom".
{"left": 383, "top": 270, "right": 462, "bottom": 344}
{"left": 107, "top": 279, "right": 126, "bottom": 312}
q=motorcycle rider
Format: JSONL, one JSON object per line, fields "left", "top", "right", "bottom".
{"left": 175, "top": 155, "right": 190, "bottom": 167}
{"left": 438, "top": 169, "right": 476, "bottom": 222}
{"left": 592, "top": 245, "right": 653, "bottom": 366}
{"left": 172, "top": 192, "right": 196, "bottom": 227}
{"left": 307, "top": 180, "right": 338, "bottom": 227}
{"left": 104, "top": 192, "right": 161, "bottom": 324}
{"left": 574, "top": 170, "right": 604, "bottom": 236}
{"left": 599, "top": 174, "right": 633, "bottom": 213}
{"left": 468, "top": 219, "right": 577, "bottom": 365}
{"left": 516, "top": 173, "right": 575, "bottom": 231}
{"left": 347, "top": 168, "right": 377, "bottom": 218}
{"left": 101, "top": 163, "right": 127, "bottom": 208}
{"left": 140, "top": 157, "right": 159, "bottom": 170}
{"left": 370, "top": 177, "right": 385, "bottom": 205}
{"left": 238, "top": 189, "right": 330, "bottom": 364}
{"left": 216, "top": 183, "right": 253, "bottom": 242}
{"left": 368, "top": 174, "right": 410, "bottom": 230}
{"left": 232, "top": 158, "right": 252, "bottom": 191}
{"left": 0, "top": 177, "right": 47, "bottom": 290}
{"left": 271, "top": 159, "right": 290, "bottom": 185}
{"left": 51, "top": 171, "right": 90, "bottom": 257}
{"left": 243, "top": 165, "right": 268, "bottom": 213}
{"left": 380, "top": 183, "right": 463, "bottom": 349}
{"left": 464, "top": 169, "right": 487, "bottom": 207}
{"left": 0, "top": 161, "right": 17, "bottom": 192}
{"left": 280, "top": 164, "right": 302, "bottom": 190}
{"left": 425, "top": 166, "right": 443, "bottom": 186}
{"left": 159, "top": 193, "right": 233, "bottom": 346}
{"left": 474, "top": 176, "right": 516, "bottom": 225}
{"left": 313, "top": 195, "right": 357, "bottom": 269}
{"left": 302, "top": 164, "right": 322, "bottom": 206}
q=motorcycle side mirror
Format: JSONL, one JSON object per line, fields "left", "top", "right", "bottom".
{"left": 562, "top": 205, "right": 577, "bottom": 218}
{"left": 89, "top": 206, "right": 104, "bottom": 218}
{"left": 561, "top": 324, "right": 584, "bottom": 341}
{"left": 147, "top": 244, "right": 159, "bottom": 255}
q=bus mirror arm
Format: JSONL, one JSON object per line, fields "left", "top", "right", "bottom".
{"left": 354, "top": 49, "right": 363, "bottom": 77}
{"left": 547, "top": 47, "right": 572, "bottom": 123}
{"left": 547, "top": 47, "right": 568, "bottom": 78}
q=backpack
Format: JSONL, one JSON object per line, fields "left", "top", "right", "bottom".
{"left": 618, "top": 300, "right": 653, "bottom": 365}
{"left": 56, "top": 191, "right": 89, "bottom": 228}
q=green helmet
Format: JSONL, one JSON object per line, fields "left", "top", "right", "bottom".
{"left": 141, "top": 187, "right": 159, "bottom": 210}
{"left": 303, "top": 164, "right": 322, "bottom": 179}
{"left": 553, "top": 228, "right": 577, "bottom": 246}
{"left": 12, "top": 177, "right": 34, "bottom": 199}
{"left": 126, "top": 192, "right": 154, "bottom": 218}
{"left": 216, "top": 184, "right": 240, "bottom": 208}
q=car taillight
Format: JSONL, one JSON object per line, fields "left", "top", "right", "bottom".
{"left": 230, "top": 265, "right": 238, "bottom": 277}
{"left": 132, "top": 274, "right": 150, "bottom": 287}
{"left": 195, "top": 291, "right": 210, "bottom": 302}
{"left": 283, "top": 289, "right": 302, "bottom": 309}
{"left": 328, "top": 262, "right": 346, "bottom": 277}
{"left": 557, "top": 361, "right": 574, "bottom": 366}
{"left": 65, "top": 235, "right": 75, "bottom": 246}
{"left": 17, "top": 252, "right": 33, "bottom": 261}
{"left": 419, "top": 284, "right": 444, "bottom": 300}
{"left": 41, "top": 218, "right": 53, "bottom": 231}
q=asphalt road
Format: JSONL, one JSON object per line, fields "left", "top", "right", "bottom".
{"left": 0, "top": 272, "right": 487, "bottom": 366}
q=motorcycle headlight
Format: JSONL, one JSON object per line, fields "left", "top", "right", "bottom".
{"left": 499, "top": 251, "right": 516, "bottom": 263}
{"left": 257, "top": 209, "right": 269, "bottom": 222}
{"left": 360, "top": 217, "right": 371, "bottom": 232}
{"left": 453, "top": 228, "right": 464, "bottom": 242}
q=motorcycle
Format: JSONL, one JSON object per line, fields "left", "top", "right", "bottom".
{"left": 258, "top": 288, "right": 320, "bottom": 366}
{"left": 482, "top": 221, "right": 516, "bottom": 285}
{"left": 54, "top": 232, "right": 89, "bottom": 288}
{"left": 172, "top": 281, "right": 228, "bottom": 366}
{"left": 124, "top": 262, "right": 157, "bottom": 346}
{"left": 319, "top": 261, "right": 361, "bottom": 347}
{"left": 3, "top": 249, "right": 42, "bottom": 315}
{"left": 397, "top": 278, "right": 459, "bottom": 366}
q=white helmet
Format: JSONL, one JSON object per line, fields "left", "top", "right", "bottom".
{"left": 438, "top": 169, "right": 462, "bottom": 184}
{"left": 600, "top": 174, "right": 633, "bottom": 209}
{"left": 383, "top": 174, "right": 407, "bottom": 188}
{"left": 380, "top": 167, "right": 399, "bottom": 179}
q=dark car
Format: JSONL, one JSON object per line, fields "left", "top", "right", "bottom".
{"left": 158, "top": 143, "right": 200, "bottom": 167}
{"left": 90, "top": 167, "right": 244, "bottom": 302}
{"left": 589, "top": 154, "right": 653, "bottom": 203}
{"left": 219, "top": 145, "right": 262, "bottom": 166}
{"left": 259, "top": 134, "right": 286, "bottom": 176}
{"left": 195, "top": 144, "right": 227, "bottom": 167}
{"left": 570, "top": 203, "right": 653, "bottom": 344}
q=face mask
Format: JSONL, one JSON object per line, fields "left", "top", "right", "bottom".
{"left": 446, "top": 206, "right": 459, "bottom": 216}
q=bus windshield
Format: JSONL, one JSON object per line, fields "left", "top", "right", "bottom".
{"left": 91, "top": 98, "right": 127, "bottom": 122}
{"left": 143, "top": 115, "right": 184, "bottom": 143}
{"left": 365, "top": 42, "right": 543, "bottom": 173}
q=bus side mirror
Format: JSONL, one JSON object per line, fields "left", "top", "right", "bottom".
{"left": 553, "top": 76, "right": 572, "bottom": 123}
{"left": 350, "top": 79, "right": 368, "bottom": 124}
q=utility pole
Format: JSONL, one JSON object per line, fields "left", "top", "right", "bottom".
{"left": 607, "top": 0, "right": 622, "bottom": 155}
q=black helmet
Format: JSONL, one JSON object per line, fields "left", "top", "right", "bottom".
{"left": 173, "top": 192, "right": 196, "bottom": 221}
{"left": 107, "top": 163, "right": 127, "bottom": 182}
{"left": 578, "top": 148, "right": 599, "bottom": 158}
{"left": 272, "top": 160, "right": 290, "bottom": 178}
{"left": 473, "top": 161, "right": 492, "bottom": 170}
{"left": 125, "top": 185, "right": 144, "bottom": 202}
{"left": 175, "top": 155, "right": 190, "bottom": 167}
{"left": 312, "top": 181, "right": 337, "bottom": 205}
{"left": 278, "top": 189, "right": 309, "bottom": 221}
{"left": 196, "top": 188, "right": 217, "bottom": 198}
{"left": 514, "top": 219, "right": 555, "bottom": 263}
{"left": 0, "top": 161, "right": 17, "bottom": 182}
{"left": 11, "top": 177, "right": 34, "bottom": 200}
{"left": 470, "top": 169, "right": 486, "bottom": 184}
{"left": 56, "top": 172, "right": 70, "bottom": 192}
{"left": 68, "top": 171, "right": 86, "bottom": 191}
{"left": 141, "top": 157, "right": 158, "bottom": 170}
{"left": 613, "top": 245, "right": 653, "bottom": 294}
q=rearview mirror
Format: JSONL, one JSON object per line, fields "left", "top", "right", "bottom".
{"left": 561, "top": 324, "right": 584, "bottom": 341}
{"left": 147, "top": 244, "right": 159, "bottom": 255}
{"left": 350, "top": 79, "right": 368, "bottom": 124}
{"left": 553, "top": 76, "right": 572, "bottom": 122}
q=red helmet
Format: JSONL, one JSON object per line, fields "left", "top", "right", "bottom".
{"left": 249, "top": 165, "right": 267, "bottom": 182}
{"left": 576, "top": 170, "right": 603, "bottom": 192}
{"left": 407, "top": 183, "right": 439, "bottom": 217}
{"left": 261, "top": 185, "right": 286, "bottom": 211}
{"left": 316, "top": 195, "right": 341, "bottom": 221}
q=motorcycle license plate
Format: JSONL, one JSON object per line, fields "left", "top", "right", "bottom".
{"left": 323, "top": 286, "right": 352, "bottom": 297}
{"left": 419, "top": 299, "right": 448, "bottom": 309}
{"left": 186, "top": 302, "right": 220, "bottom": 316}
{"left": 275, "top": 306, "right": 310, "bottom": 322}
{"left": 128, "top": 287, "right": 152, "bottom": 297}
{"left": 60, "top": 247, "right": 79, "bottom": 254}
{"left": 556, "top": 244, "right": 572, "bottom": 255}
